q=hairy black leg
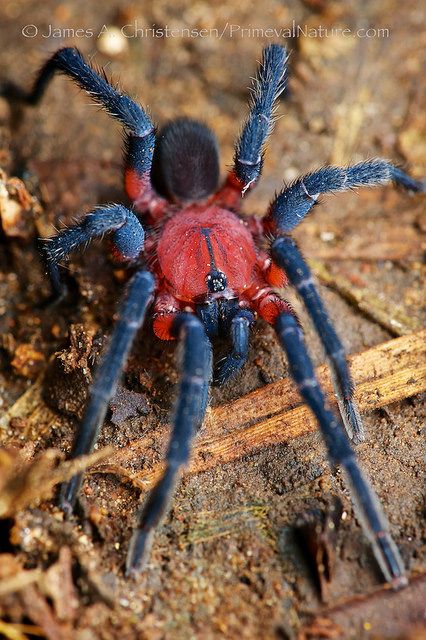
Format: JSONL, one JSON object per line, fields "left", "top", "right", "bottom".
{"left": 271, "top": 236, "right": 364, "bottom": 442}
{"left": 37, "top": 238, "right": 69, "bottom": 304}
{"left": 234, "top": 44, "right": 288, "bottom": 194}
{"left": 60, "top": 270, "right": 155, "bottom": 513}
{"left": 3, "top": 47, "right": 155, "bottom": 193}
{"left": 214, "top": 309, "right": 255, "bottom": 385}
{"left": 8, "top": 47, "right": 153, "bottom": 135}
{"left": 126, "top": 314, "right": 211, "bottom": 575}
{"left": 275, "top": 312, "right": 406, "bottom": 588}
{"left": 265, "top": 159, "right": 425, "bottom": 233}
{"left": 41, "top": 204, "right": 145, "bottom": 299}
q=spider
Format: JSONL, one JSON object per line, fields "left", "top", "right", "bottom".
{"left": 6, "top": 44, "right": 424, "bottom": 584}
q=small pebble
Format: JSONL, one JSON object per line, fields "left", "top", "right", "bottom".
{"left": 97, "top": 26, "right": 128, "bottom": 57}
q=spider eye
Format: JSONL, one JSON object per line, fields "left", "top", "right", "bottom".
{"left": 206, "top": 269, "right": 227, "bottom": 293}
{"left": 151, "top": 117, "right": 220, "bottom": 203}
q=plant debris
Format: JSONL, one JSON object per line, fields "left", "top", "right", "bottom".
{"left": 0, "top": 445, "right": 114, "bottom": 518}
{"left": 294, "top": 496, "right": 343, "bottom": 601}
{"left": 43, "top": 324, "right": 101, "bottom": 419}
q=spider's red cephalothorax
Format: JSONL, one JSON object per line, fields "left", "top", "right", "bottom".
{"left": 8, "top": 44, "right": 424, "bottom": 582}
{"left": 154, "top": 205, "right": 257, "bottom": 305}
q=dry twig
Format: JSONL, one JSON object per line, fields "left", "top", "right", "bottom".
{"left": 93, "top": 330, "right": 426, "bottom": 490}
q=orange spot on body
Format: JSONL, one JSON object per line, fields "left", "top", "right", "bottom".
{"left": 257, "top": 293, "right": 293, "bottom": 325}
{"left": 212, "top": 171, "right": 244, "bottom": 211}
{"left": 265, "top": 261, "right": 288, "bottom": 288}
{"left": 153, "top": 314, "right": 176, "bottom": 340}
{"left": 152, "top": 292, "right": 183, "bottom": 340}
{"left": 124, "top": 168, "right": 150, "bottom": 202}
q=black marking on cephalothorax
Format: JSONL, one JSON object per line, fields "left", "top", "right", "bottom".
{"left": 201, "top": 227, "right": 227, "bottom": 293}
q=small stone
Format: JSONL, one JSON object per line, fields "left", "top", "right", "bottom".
{"left": 0, "top": 169, "right": 40, "bottom": 240}
{"left": 97, "top": 26, "right": 128, "bottom": 57}
{"left": 110, "top": 385, "right": 149, "bottom": 426}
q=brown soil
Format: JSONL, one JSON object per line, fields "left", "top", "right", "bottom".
{"left": 0, "top": 1, "right": 424, "bottom": 639}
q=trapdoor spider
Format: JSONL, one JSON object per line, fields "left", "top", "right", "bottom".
{"left": 7, "top": 44, "right": 424, "bottom": 583}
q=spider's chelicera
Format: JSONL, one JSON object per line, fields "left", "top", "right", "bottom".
{"left": 9, "top": 45, "right": 424, "bottom": 584}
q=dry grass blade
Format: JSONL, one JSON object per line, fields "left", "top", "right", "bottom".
{"left": 0, "top": 620, "right": 45, "bottom": 640}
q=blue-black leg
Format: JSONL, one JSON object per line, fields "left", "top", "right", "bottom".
{"left": 214, "top": 309, "right": 255, "bottom": 385}
{"left": 275, "top": 312, "right": 406, "bottom": 588}
{"left": 11, "top": 47, "right": 154, "bottom": 137}
{"left": 126, "top": 314, "right": 211, "bottom": 575}
{"left": 60, "top": 270, "right": 155, "bottom": 514}
{"left": 234, "top": 44, "right": 288, "bottom": 194}
{"left": 41, "top": 204, "right": 145, "bottom": 299}
{"left": 266, "top": 159, "right": 425, "bottom": 233}
{"left": 37, "top": 238, "right": 69, "bottom": 304}
{"left": 3, "top": 47, "right": 156, "bottom": 192}
{"left": 272, "top": 236, "right": 364, "bottom": 442}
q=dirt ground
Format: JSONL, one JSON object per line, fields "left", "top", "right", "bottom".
{"left": 0, "top": 1, "right": 425, "bottom": 639}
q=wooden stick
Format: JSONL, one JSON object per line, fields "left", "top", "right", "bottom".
{"left": 95, "top": 330, "right": 426, "bottom": 491}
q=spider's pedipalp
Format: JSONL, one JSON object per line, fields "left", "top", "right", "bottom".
{"left": 275, "top": 312, "right": 406, "bottom": 588}
{"left": 40, "top": 204, "right": 146, "bottom": 300}
{"left": 43, "top": 205, "right": 144, "bottom": 263}
{"left": 271, "top": 235, "right": 364, "bottom": 442}
{"left": 265, "top": 159, "right": 425, "bottom": 234}
{"left": 60, "top": 269, "right": 155, "bottom": 513}
{"left": 126, "top": 313, "right": 212, "bottom": 575}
